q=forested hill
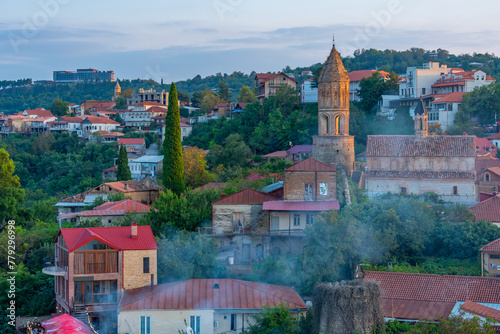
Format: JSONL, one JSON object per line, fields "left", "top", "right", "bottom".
{"left": 1, "top": 48, "right": 499, "bottom": 113}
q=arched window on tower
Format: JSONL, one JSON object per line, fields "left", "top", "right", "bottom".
{"left": 335, "top": 115, "right": 341, "bottom": 135}
{"left": 420, "top": 118, "right": 423, "bottom": 130}
{"left": 325, "top": 115, "right": 329, "bottom": 135}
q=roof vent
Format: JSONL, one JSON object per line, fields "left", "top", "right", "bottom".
{"left": 214, "top": 283, "right": 219, "bottom": 289}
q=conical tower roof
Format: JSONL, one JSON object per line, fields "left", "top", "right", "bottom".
{"left": 115, "top": 81, "right": 121, "bottom": 90}
{"left": 414, "top": 99, "right": 428, "bottom": 115}
{"left": 318, "top": 43, "right": 349, "bottom": 83}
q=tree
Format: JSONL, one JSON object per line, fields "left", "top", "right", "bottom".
{"left": 183, "top": 147, "right": 214, "bottom": 189}
{"left": 357, "top": 72, "right": 389, "bottom": 113}
{"left": 49, "top": 98, "right": 69, "bottom": 117}
{"left": 116, "top": 144, "right": 131, "bottom": 181}
{"left": 243, "top": 304, "right": 299, "bottom": 334}
{"left": 121, "top": 88, "right": 134, "bottom": 100}
{"left": 201, "top": 91, "right": 225, "bottom": 114}
{"left": 162, "top": 82, "right": 185, "bottom": 195}
{"left": 0, "top": 148, "right": 24, "bottom": 223}
{"left": 177, "top": 91, "right": 190, "bottom": 104}
{"left": 206, "top": 134, "right": 252, "bottom": 168}
{"left": 114, "top": 96, "right": 127, "bottom": 109}
{"left": 156, "top": 230, "right": 227, "bottom": 283}
{"left": 237, "top": 85, "right": 256, "bottom": 103}
{"left": 461, "top": 82, "right": 500, "bottom": 123}
{"left": 217, "top": 78, "right": 231, "bottom": 102}
{"left": 191, "top": 91, "right": 204, "bottom": 108}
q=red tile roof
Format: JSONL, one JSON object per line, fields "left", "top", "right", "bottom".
{"left": 94, "top": 199, "right": 151, "bottom": 213}
{"left": 263, "top": 200, "right": 339, "bottom": 211}
{"left": 57, "top": 225, "right": 158, "bottom": 252}
{"left": 118, "top": 138, "right": 145, "bottom": 145}
{"left": 105, "top": 180, "right": 162, "bottom": 192}
{"left": 262, "top": 151, "right": 288, "bottom": 159}
{"left": 83, "top": 116, "right": 120, "bottom": 125}
{"left": 468, "top": 196, "right": 500, "bottom": 223}
{"left": 476, "top": 156, "right": 500, "bottom": 173}
{"left": 119, "top": 279, "right": 306, "bottom": 311}
{"left": 24, "top": 108, "right": 54, "bottom": 118}
{"left": 255, "top": 72, "right": 298, "bottom": 85}
{"left": 460, "top": 300, "right": 500, "bottom": 322}
{"left": 484, "top": 167, "right": 500, "bottom": 177}
{"left": 430, "top": 92, "right": 466, "bottom": 104}
{"left": 102, "top": 166, "right": 118, "bottom": 172}
{"left": 476, "top": 137, "right": 497, "bottom": 154}
{"left": 366, "top": 135, "right": 476, "bottom": 157}
{"left": 213, "top": 188, "right": 278, "bottom": 205}
{"left": 364, "top": 271, "right": 500, "bottom": 304}
{"left": 381, "top": 299, "right": 455, "bottom": 321}
{"left": 348, "top": 70, "right": 390, "bottom": 82}
{"left": 488, "top": 133, "right": 500, "bottom": 140}
{"left": 285, "top": 157, "right": 336, "bottom": 172}
{"left": 481, "top": 238, "right": 500, "bottom": 252}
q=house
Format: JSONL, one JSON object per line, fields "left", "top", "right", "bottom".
{"left": 55, "top": 178, "right": 162, "bottom": 219}
{"left": 80, "top": 100, "right": 116, "bottom": 115}
{"left": 51, "top": 116, "right": 82, "bottom": 134}
{"left": 118, "top": 278, "right": 306, "bottom": 334}
{"left": 263, "top": 158, "right": 339, "bottom": 256}
{"left": 488, "top": 133, "right": 500, "bottom": 149}
{"left": 261, "top": 150, "right": 288, "bottom": 163}
{"left": 476, "top": 137, "right": 497, "bottom": 157}
{"left": 255, "top": 72, "right": 298, "bottom": 103}
{"left": 364, "top": 270, "right": 500, "bottom": 324}
{"left": 28, "top": 116, "right": 56, "bottom": 133}
{"left": 0, "top": 115, "right": 30, "bottom": 136}
{"left": 118, "top": 138, "right": 146, "bottom": 155}
{"left": 212, "top": 103, "right": 233, "bottom": 117}
{"left": 129, "top": 155, "right": 163, "bottom": 181}
{"left": 158, "top": 122, "right": 192, "bottom": 143}
{"left": 21, "top": 108, "right": 54, "bottom": 118}
{"left": 42, "top": 224, "right": 157, "bottom": 333}
{"left": 468, "top": 196, "right": 500, "bottom": 227}
{"left": 481, "top": 238, "right": 500, "bottom": 277}
{"left": 91, "top": 131, "right": 124, "bottom": 143}
{"left": 431, "top": 69, "right": 495, "bottom": 95}
{"left": 300, "top": 79, "right": 318, "bottom": 103}
{"left": 58, "top": 199, "right": 152, "bottom": 225}
{"left": 476, "top": 167, "right": 500, "bottom": 194}
{"left": 122, "top": 109, "right": 152, "bottom": 128}
{"left": 210, "top": 189, "right": 279, "bottom": 264}
{"left": 288, "top": 145, "right": 313, "bottom": 162}
{"left": 127, "top": 89, "right": 169, "bottom": 107}
{"left": 365, "top": 99, "right": 478, "bottom": 204}
{"left": 428, "top": 91, "right": 466, "bottom": 130}
{"left": 348, "top": 70, "right": 390, "bottom": 102}
{"left": 102, "top": 165, "right": 118, "bottom": 180}
{"left": 81, "top": 116, "right": 120, "bottom": 138}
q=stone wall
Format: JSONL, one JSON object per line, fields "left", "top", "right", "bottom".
{"left": 284, "top": 171, "right": 337, "bottom": 201}
{"left": 122, "top": 249, "right": 157, "bottom": 290}
{"left": 313, "top": 135, "right": 355, "bottom": 175}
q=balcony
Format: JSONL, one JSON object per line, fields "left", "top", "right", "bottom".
{"left": 269, "top": 229, "right": 306, "bottom": 237}
{"left": 42, "top": 262, "right": 67, "bottom": 276}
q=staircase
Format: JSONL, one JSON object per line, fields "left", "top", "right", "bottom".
{"left": 73, "top": 304, "right": 91, "bottom": 327}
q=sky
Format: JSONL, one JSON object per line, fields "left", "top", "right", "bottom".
{"left": 1, "top": 0, "right": 499, "bottom": 82}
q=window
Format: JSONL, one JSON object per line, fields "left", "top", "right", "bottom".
{"left": 491, "top": 254, "right": 500, "bottom": 259}
{"left": 319, "top": 183, "right": 328, "bottom": 196}
{"left": 422, "top": 88, "right": 426, "bottom": 95}
{"left": 306, "top": 214, "right": 314, "bottom": 226}
{"left": 141, "top": 316, "right": 151, "bottom": 334}
{"left": 271, "top": 216, "right": 279, "bottom": 231}
{"left": 231, "top": 314, "right": 237, "bottom": 331}
{"left": 400, "top": 187, "right": 407, "bottom": 195}
{"left": 232, "top": 213, "right": 243, "bottom": 232}
{"left": 486, "top": 173, "right": 490, "bottom": 182}
{"left": 190, "top": 316, "right": 201, "bottom": 334}
{"left": 453, "top": 186, "right": 458, "bottom": 195}
{"left": 143, "top": 257, "right": 150, "bottom": 274}
{"left": 304, "top": 183, "right": 313, "bottom": 201}
{"left": 293, "top": 214, "right": 301, "bottom": 226}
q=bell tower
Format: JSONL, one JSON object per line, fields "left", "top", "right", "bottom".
{"left": 313, "top": 39, "right": 355, "bottom": 175}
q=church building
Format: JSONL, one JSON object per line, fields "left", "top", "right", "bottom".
{"left": 365, "top": 100, "right": 478, "bottom": 204}
{"left": 312, "top": 41, "right": 355, "bottom": 176}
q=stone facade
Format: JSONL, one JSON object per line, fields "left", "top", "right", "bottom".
{"left": 284, "top": 171, "right": 336, "bottom": 201}
{"left": 122, "top": 249, "right": 157, "bottom": 290}
{"left": 477, "top": 169, "right": 500, "bottom": 194}
{"left": 313, "top": 43, "right": 355, "bottom": 175}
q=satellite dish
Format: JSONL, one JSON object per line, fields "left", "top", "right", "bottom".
{"left": 306, "top": 301, "right": 313, "bottom": 308}
{"left": 186, "top": 327, "right": 194, "bottom": 334}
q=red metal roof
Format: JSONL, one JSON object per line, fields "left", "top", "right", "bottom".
{"left": 460, "top": 300, "right": 500, "bottom": 322}
{"left": 119, "top": 279, "right": 306, "bottom": 311}
{"left": 57, "top": 225, "right": 158, "bottom": 252}
{"left": 84, "top": 116, "right": 120, "bottom": 125}
{"left": 382, "top": 299, "right": 455, "bottom": 321}
{"left": 348, "top": 70, "right": 390, "bottom": 82}
{"left": 118, "top": 138, "right": 145, "bottom": 145}
{"left": 481, "top": 238, "right": 500, "bottom": 252}
{"left": 213, "top": 189, "right": 278, "bottom": 205}
{"left": 364, "top": 271, "right": 500, "bottom": 304}
{"left": 285, "top": 157, "right": 336, "bottom": 172}
{"left": 469, "top": 196, "right": 500, "bottom": 223}
{"left": 94, "top": 199, "right": 151, "bottom": 213}
{"left": 263, "top": 200, "right": 339, "bottom": 211}
{"left": 430, "top": 92, "right": 466, "bottom": 104}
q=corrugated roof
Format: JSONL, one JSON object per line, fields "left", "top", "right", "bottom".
{"left": 119, "top": 279, "right": 306, "bottom": 311}
{"left": 285, "top": 157, "right": 336, "bottom": 172}
{"left": 287, "top": 145, "right": 313, "bottom": 154}
{"left": 119, "top": 138, "right": 145, "bottom": 145}
{"left": 469, "top": 196, "right": 500, "bottom": 223}
{"left": 460, "top": 300, "right": 500, "bottom": 322}
{"left": 213, "top": 189, "right": 278, "bottom": 205}
{"left": 263, "top": 200, "right": 339, "bottom": 211}
{"left": 58, "top": 225, "right": 157, "bottom": 252}
{"left": 382, "top": 299, "right": 455, "bottom": 321}
{"left": 262, "top": 151, "right": 288, "bottom": 159}
{"left": 94, "top": 199, "right": 151, "bottom": 213}
{"left": 364, "top": 271, "right": 500, "bottom": 304}
{"left": 130, "top": 155, "right": 163, "bottom": 163}
{"left": 366, "top": 135, "right": 476, "bottom": 157}
{"left": 481, "top": 238, "right": 500, "bottom": 252}
{"left": 431, "top": 92, "right": 466, "bottom": 104}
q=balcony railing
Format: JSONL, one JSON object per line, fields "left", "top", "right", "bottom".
{"left": 269, "top": 229, "right": 306, "bottom": 236}
{"left": 42, "top": 262, "right": 67, "bottom": 276}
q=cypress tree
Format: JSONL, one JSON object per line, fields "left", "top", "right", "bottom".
{"left": 117, "top": 144, "right": 131, "bottom": 181}
{"left": 162, "top": 83, "right": 185, "bottom": 195}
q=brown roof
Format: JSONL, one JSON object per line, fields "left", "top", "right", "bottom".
{"left": 476, "top": 157, "right": 500, "bottom": 173}
{"left": 105, "top": 179, "right": 162, "bottom": 192}
{"left": 365, "top": 170, "right": 475, "bottom": 180}
{"left": 83, "top": 116, "right": 120, "bottom": 125}
{"left": 24, "top": 108, "right": 54, "bottom": 118}
{"left": 381, "top": 299, "right": 455, "bottom": 321}
{"left": 285, "top": 157, "right": 336, "bottom": 172}
{"left": 366, "top": 135, "right": 476, "bottom": 157}
{"left": 488, "top": 133, "right": 500, "bottom": 140}
{"left": 430, "top": 92, "right": 466, "bottom": 104}
{"left": 483, "top": 167, "right": 500, "bottom": 177}
{"left": 119, "top": 279, "right": 306, "bottom": 311}
{"left": 481, "top": 238, "right": 500, "bottom": 252}
{"left": 460, "top": 300, "right": 500, "bottom": 322}
{"left": 348, "top": 70, "right": 390, "bottom": 82}
{"left": 364, "top": 271, "right": 500, "bottom": 304}
{"left": 59, "top": 116, "right": 83, "bottom": 123}
{"left": 469, "top": 196, "right": 500, "bottom": 223}
{"left": 318, "top": 44, "right": 349, "bottom": 83}
{"left": 118, "top": 138, "right": 145, "bottom": 145}
{"left": 255, "top": 72, "right": 297, "bottom": 85}
{"left": 213, "top": 189, "right": 278, "bottom": 205}
{"left": 262, "top": 151, "right": 288, "bottom": 159}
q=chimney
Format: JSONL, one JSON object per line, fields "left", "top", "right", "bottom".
{"left": 131, "top": 222, "right": 138, "bottom": 239}
{"left": 124, "top": 183, "right": 128, "bottom": 191}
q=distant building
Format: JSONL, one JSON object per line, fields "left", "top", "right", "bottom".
{"left": 53, "top": 68, "right": 114, "bottom": 83}
{"left": 127, "top": 88, "right": 169, "bottom": 106}
{"left": 118, "top": 138, "right": 146, "bottom": 155}
{"left": 300, "top": 79, "right": 318, "bottom": 103}
{"left": 129, "top": 155, "right": 163, "bottom": 181}
{"left": 348, "top": 70, "right": 390, "bottom": 102}
{"left": 255, "top": 72, "right": 298, "bottom": 103}
{"left": 480, "top": 238, "right": 500, "bottom": 276}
